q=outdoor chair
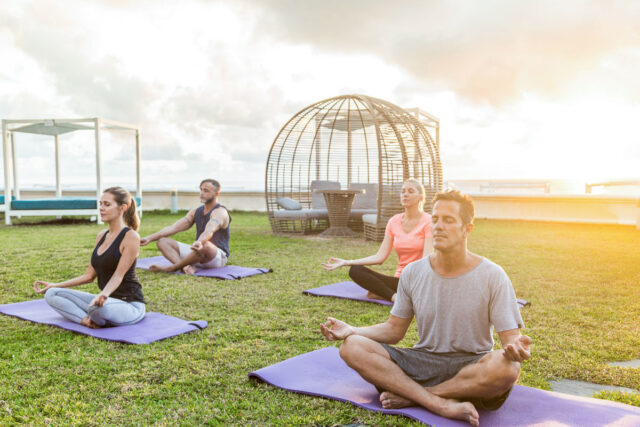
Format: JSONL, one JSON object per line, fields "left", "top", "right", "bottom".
{"left": 265, "top": 94, "right": 442, "bottom": 236}
{"left": 270, "top": 180, "right": 339, "bottom": 233}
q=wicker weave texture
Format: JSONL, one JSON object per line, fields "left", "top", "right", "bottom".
{"left": 265, "top": 94, "right": 443, "bottom": 235}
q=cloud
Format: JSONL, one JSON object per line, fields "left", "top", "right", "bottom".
{"left": 250, "top": 0, "right": 640, "bottom": 105}
{"left": 2, "top": 0, "right": 639, "bottom": 189}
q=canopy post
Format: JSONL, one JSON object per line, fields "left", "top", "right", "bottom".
{"left": 2, "top": 121, "right": 12, "bottom": 224}
{"left": 135, "top": 129, "right": 142, "bottom": 218}
{"left": 94, "top": 118, "right": 103, "bottom": 224}
{"left": 54, "top": 135, "right": 61, "bottom": 198}
{"left": 10, "top": 132, "right": 19, "bottom": 200}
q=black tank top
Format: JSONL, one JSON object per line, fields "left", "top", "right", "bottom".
{"left": 91, "top": 227, "right": 145, "bottom": 303}
{"left": 195, "top": 204, "right": 231, "bottom": 257}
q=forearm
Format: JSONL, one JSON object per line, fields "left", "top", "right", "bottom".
{"left": 498, "top": 329, "right": 522, "bottom": 347}
{"left": 147, "top": 225, "right": 178, "bottom": 241}
{"left": 345, "top": 254, "right": 386, "bottom": 266}
{"left": 351, "top": 323, "right": 405, "bottom": 344}
{"left": 54, "top": 274, "right": 95, "bottom": 288}
{"left": 196, "top": 223, "right": 218, "bottom": 243}
{"left": 99, "top": 274, "right": 124, "bottom": 297}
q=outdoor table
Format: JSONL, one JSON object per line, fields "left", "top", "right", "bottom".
{"left": 314, "top": 189, "right": 364, "bottom": 237}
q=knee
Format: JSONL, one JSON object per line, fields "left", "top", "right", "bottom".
{"left": 339, "top": 335, "right": 367, "bottom": 366}
{"left": 481, "top": 353, "right": 521, "bottom": 392}
{"left": 348, "top": 265, "right": 365, "bottom": 280}
{"left": 196, "top": 243, "right": 217, "bottom": 260}
{"left": 44, "top": 287, "right": 61, "bottom": 303}
{"left": 157, "top": 237, "right": 171, "bottom": 250}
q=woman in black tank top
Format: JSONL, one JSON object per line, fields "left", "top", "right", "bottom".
{"left": 33, "top": 187, "right": 146, "bottom": 328}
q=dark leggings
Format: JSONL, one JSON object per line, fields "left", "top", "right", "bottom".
{"left": 348, "top": 265, "right": 399, "bottom": 301}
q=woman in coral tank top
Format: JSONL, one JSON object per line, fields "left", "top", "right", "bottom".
{"left": 322, "top": 179, "right": 433, "bottom": 302}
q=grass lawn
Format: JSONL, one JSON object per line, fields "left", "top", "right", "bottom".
{"left": 0, "top": 211, "right": 639, "bottom": 425}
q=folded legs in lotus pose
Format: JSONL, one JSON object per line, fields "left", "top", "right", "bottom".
{"left": 322, "top": 179, "right": 433, "bottom": 302}
{"left": 140, "top": 179, "right": 231, "bottom": 274}
{"left": 321, "top": 190, "right": 532, "bottom": 426}
{"left": 33, "top": 187, "right": 146, "bottom": 328}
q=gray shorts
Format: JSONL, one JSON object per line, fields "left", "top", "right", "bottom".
{"left": 381, "top": 344, "right": 512, "bottom": 411}
{"left": 177, "top": 241, "right": 228, "bottom": 268}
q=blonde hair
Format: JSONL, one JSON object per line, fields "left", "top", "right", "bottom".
{"left": 403, "top": 178, "right": 426, "bottom": 210}
{"left": 104, "top": 187, "right": 140, "bottom": 231}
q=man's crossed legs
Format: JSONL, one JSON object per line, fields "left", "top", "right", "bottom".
{"left": 339, "top": 335, "right": 520, "bottom": 426}
{"left": 149, "top": 237, "right": 227, "bottom": 275}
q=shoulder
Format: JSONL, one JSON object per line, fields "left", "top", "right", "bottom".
{"left": 475, "top": 257, "right": 510, "bottom": 283}
{"left": 212, "top": 205, "right": 229, "bottom": 219}
{"left": 386, "top": 214, "right": 403, "bottom": 226}
{"left": 185, "top": 207, "right": 199, "bottom": 219}
{"left": 123, "top": 229, "right": 141, "bottom": 243}
{"left": 95, "top": 229, "right": 108, "bottom": 244}
{"left": 402, "top": 256, "right": 431, "bottom": 278}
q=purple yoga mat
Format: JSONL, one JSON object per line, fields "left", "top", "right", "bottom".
{"left": 304, "top": 281, "right": 531, "bottom": 309}
{"left": 304, "top": 281, "right": 393, "bottom": 305}
{"left": 249, "top": 347, "right": 640, "bottom": 426}
{"left": 137, "top": 256, "right": 272, "bottom": 280}
{"left": 0, "top": 299, "right": 208, "bottom": 344}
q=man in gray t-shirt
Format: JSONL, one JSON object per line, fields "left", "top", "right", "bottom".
{"left": 321, "top": 190, "right": 532, "bottom": 427}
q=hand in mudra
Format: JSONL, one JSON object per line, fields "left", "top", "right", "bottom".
{"left": 320, "top": 317, "right": 355, "bottom": 341}
{"left": 33, "top": 280, "right": 55, "bottom": 294}
{"left": 321, "top": 257, "right": 348, "bottom": 271}
{"left": 90, "top": 293, "right": 108, "bottom": 307}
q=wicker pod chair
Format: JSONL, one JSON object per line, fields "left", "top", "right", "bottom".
{"left": 265, "top": 94, "right": 442, "bottom": 239}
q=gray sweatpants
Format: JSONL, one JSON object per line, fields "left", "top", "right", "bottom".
{"left": 45, "top": 288, "right": 145, "bottom": 326}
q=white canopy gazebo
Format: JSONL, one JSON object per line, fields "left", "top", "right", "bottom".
{"left": 1, "top": 118, "right": 142, "bottom": 225}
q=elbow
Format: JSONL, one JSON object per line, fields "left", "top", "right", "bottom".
{"left": 372, "top": 257, "right": 386, "bottom": 266}
{"left": 387, "top": 335, "right": 403, "bottom": 345}
{"left": 386, "top": 330, "right": 406, "bottom": 345}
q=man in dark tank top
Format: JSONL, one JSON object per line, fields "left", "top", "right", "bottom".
{"left": 141, "top": 179, "right": 231, "bottom": 275}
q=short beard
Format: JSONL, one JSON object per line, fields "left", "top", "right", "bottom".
{"left": 202, "top": 196, "right": 216, "bottom": 204}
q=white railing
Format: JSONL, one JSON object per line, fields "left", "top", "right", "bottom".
{"left": 585, "top": 180, "right": 640, "bottom": 194}
{"left": 3, "top": 188, "right": 639, "bottom": 229}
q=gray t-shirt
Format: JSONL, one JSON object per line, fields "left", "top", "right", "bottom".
{"left": 391, "top": 256, "right": 524, "bottom": 354}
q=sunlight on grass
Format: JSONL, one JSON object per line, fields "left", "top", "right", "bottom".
{"left": 0, "top": 212, "right": 638, "bottom": 425}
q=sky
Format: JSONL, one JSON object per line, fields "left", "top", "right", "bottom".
{"left": 1, "top": 0, "right": 639, "bottom": 192}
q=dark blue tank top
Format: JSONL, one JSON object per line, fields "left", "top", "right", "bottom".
{"left": 91, "top": 227, "right": 145, "bottom": 303}
{"left": 195, "top": 203, "right": 231, "bottom": 257}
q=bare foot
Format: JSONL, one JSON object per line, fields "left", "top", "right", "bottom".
{"left": 182, "top": 265, "right": 197, "bottom": 275}
{"left": 380, "top": 391, "right": 414, "bottom": 409}
{"left": 80, "top": 316, "right": 101, "bottom": 329}
{"left": 149, "top": 264, "right": 169, "bottom": 272}
{"left": 437, "top": 399, "right": 479, "bottom": 426}
{"left": 366, "top": 291, "right": 384, "bottom": 300}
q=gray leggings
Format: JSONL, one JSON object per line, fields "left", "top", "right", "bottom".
{"left": 44, "top": 288, "right": 146, "bottom": 326}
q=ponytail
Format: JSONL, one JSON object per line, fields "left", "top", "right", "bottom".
{"left": 104, "top": 186, "right": 140, "bottom": 231}
{"left": 124, "top": 197, "right": 140, "bottom": 231}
